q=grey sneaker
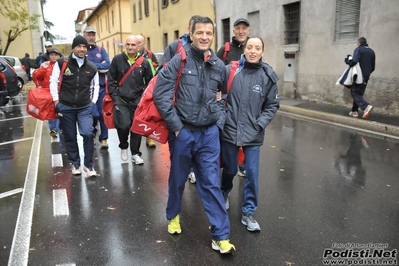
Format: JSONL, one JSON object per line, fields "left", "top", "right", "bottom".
{"left": 241, "top": 214, "right": 261, "bottom": 231}
{"left": 223, "top": 193, "right": 229, "bottom": 210}
{"left": 120, "top": 149, "right": 128, "bottom": 161}
{"left": 237, "top": 169, "right": 246, "bottom": 177}
{"left": 349, "top": 111, "right": 359, "bottom": 118}
{"left": 131, "top": 154, "right": 144, "bottom": 165}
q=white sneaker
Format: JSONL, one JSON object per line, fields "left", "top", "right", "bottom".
{"left": 188, "top": 172, "right": 196, "bottom": 184}
{"left": 121, "top": 149, "right": 128, "bottom": 161}
{"left": 71, "top": 164, "right": 81, "bottom": 175}
{"left": 362, "top": 105, "right": 374, "bottom": 119}
{"left": 83, "top": 166, "right": 97, "bottom": 178}
{"left": 132, "top": 154, "right": 144, "bottom": 165}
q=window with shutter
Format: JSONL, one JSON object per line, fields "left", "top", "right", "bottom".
{"left": 222, "top": 18, "right": 230, "bottom": 43}
{"left": 139, "top": 0, "right": 142, "bottom": 20}
{"left": 335, "top": 0, "right": 361, "bottom": 41}
{"left": 144, "top": 0, "right": 149, "bottom": 16}
{"left": 133, "top": 4, "right": 137, "bottom": 22}
{"left": 284, "top": 2, "right": 300, "bottom": 45}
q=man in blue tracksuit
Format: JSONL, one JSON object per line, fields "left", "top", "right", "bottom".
{"left": 83, "top": 27, "right": 111, "bottom": 148}
{"left": 345, "top": 37, "right": 376, "bottom": 119}
{"left": 153, "top": 16, "right": 235, "bottom": 254}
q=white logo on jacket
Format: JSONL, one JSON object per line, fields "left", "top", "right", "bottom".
{"left": 252, "top": 85, "right": 261, "bottom": 93}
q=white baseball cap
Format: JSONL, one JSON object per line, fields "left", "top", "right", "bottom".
{"left": 44, "top": 41, "right": 53, "bottom": 47}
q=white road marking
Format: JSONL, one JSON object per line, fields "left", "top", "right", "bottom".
{"left": 0, "top": 115, "right": 32, "bottom": 122}
{"left": 0, "top": 137, "right": 34, "bottom": 146}
{"left": 278, "top": 111, "right": 399, "bottom": 141}
{"left": 8, "top": 120, "right": 43, "bottom": 266}
{"left": 52, "top": 189, "right": 69, "bottom": 217}
{"left": 56, "top": 264, "right": 76, "bottom": 266}
{"left": 52, "top": 154, "right": 63, "bottom": 168}
{"left": 0, "top": 188, "right": 23, "bottom": 199}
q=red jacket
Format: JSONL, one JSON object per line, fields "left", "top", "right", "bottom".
{"left": 31, "top": 61, "right": 56, "bottom": 88}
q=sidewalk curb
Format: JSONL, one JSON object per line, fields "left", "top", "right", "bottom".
{"left": 279, "top": 105, "right": 399, "bottom": 137}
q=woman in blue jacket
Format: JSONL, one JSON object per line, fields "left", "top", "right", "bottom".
{"left": 221, "top": 37, "right": 280, "bottom": 232}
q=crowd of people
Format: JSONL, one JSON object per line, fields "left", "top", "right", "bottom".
{"left": 28, "top": 14, "right": 375, "bottom": 255}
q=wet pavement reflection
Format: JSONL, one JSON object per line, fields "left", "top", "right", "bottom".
{"left": 1, "top": 105, "right": 398, "bottom": 265}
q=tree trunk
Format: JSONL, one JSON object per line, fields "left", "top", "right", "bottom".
{"left": 2, "top": 30, "right": 16, "bottom": 55}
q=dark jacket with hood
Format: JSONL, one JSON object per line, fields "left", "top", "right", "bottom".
{"left": 41, "top": 51, "right": 51, "bottom": 62}
{"left": 153, "top": 46, "right": 226, "bottom": 132}
{"left": 216, "top": 36, "right": 249, "bottom": 65}
{"left": 21, "top": 53, "right": 32, "bottom": 70}
{"left": 346, "top": 43, "right": 376, "bottom": 78}
{"left": 221, "top": 56, "right": 280, "bottom": 146}
{"left": 107, "top": 52, "right": 153, "bottom": 105}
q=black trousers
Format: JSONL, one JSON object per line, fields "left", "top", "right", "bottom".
{"left": 113, "top": 96, "right": 142, "bottom": 156}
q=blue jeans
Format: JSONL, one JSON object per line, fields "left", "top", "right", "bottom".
{"left": 48, "top": 119, "right": 60, "bottom": 132}
{"left": 167, "top": 125, "right": 230, "bottom": 240}
{"left": 221, "top": 142, "right": 260, "bottom": 216}
{"left": 56, "top": 102, "right": 94, "bottom": 168}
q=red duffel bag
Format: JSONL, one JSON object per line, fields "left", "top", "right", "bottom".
{"left": 131, "top": 51, "right": 186, "bottom": 144}
{"left": 26, "top": 87, "right": 57, "bottom": 120}
{"left": 102, "top": 87, "right": 115, "bottom": 129}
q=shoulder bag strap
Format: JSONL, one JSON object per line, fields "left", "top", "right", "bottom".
{"left": 172, "top": 49, "right": 187, "bottom": 104}
{"left": 58, "top": 57, "right": 69, "bottom": 91}
{"left": 118, "top": 56, "right": 145, "bottom": 87}
{"left": 227, "top": 61, "right": 239, "bottom": 93}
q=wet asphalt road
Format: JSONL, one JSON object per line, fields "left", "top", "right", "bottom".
{"left": 0, "top": 99, "right": 398, "bottom": 266}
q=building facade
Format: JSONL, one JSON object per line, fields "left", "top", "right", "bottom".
{"left": 84, "top": 0, "right": 132, "bottom": 59}
{"left": 75, "top": 7, "right": 96, "bottom": 36}
{"left": 215, "top": 0, "right": 399, "bottom": 115}
{"left": 129, "top": 0, "right": 216, "bottom": 53}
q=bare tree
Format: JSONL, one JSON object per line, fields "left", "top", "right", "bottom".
{"left": 0, "top": 0, "right": 40, "bottom": 55}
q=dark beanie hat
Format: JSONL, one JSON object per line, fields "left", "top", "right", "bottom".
{"left": 72, "top": 35, "right": 88, "bottom": 49}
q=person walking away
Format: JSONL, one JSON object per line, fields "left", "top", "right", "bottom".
{"left": 49, "top": 35, "right": 99, "bottom": 178}
{"left": 221, "top": 37, "right": 279, "bottom": 232}
{"left": 136, "top": 34, "right": 158, "bottom": 148}
{"left": 21, "top": 53, "right": 32, "bottom": 81}
{"left": 35, "top": 52, "right": 43, "bottom": 68}
{"left": 345, "top": 37, "right": 376, "bottom": 119}
{"left": 83, "top": 26, "right": 111, "bottom": 149}
{"left": 107, "top": 35, "right": 153, "bottom": 164}
{"left": 153, "top": 16, "right": 235, "bottom": 254}
{"left": 31, "top": 48, "right": 63, "bottom": 140}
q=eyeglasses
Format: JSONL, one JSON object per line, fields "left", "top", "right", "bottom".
{"left": 46, "top": 46, "right": 53, "bottom": 48}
